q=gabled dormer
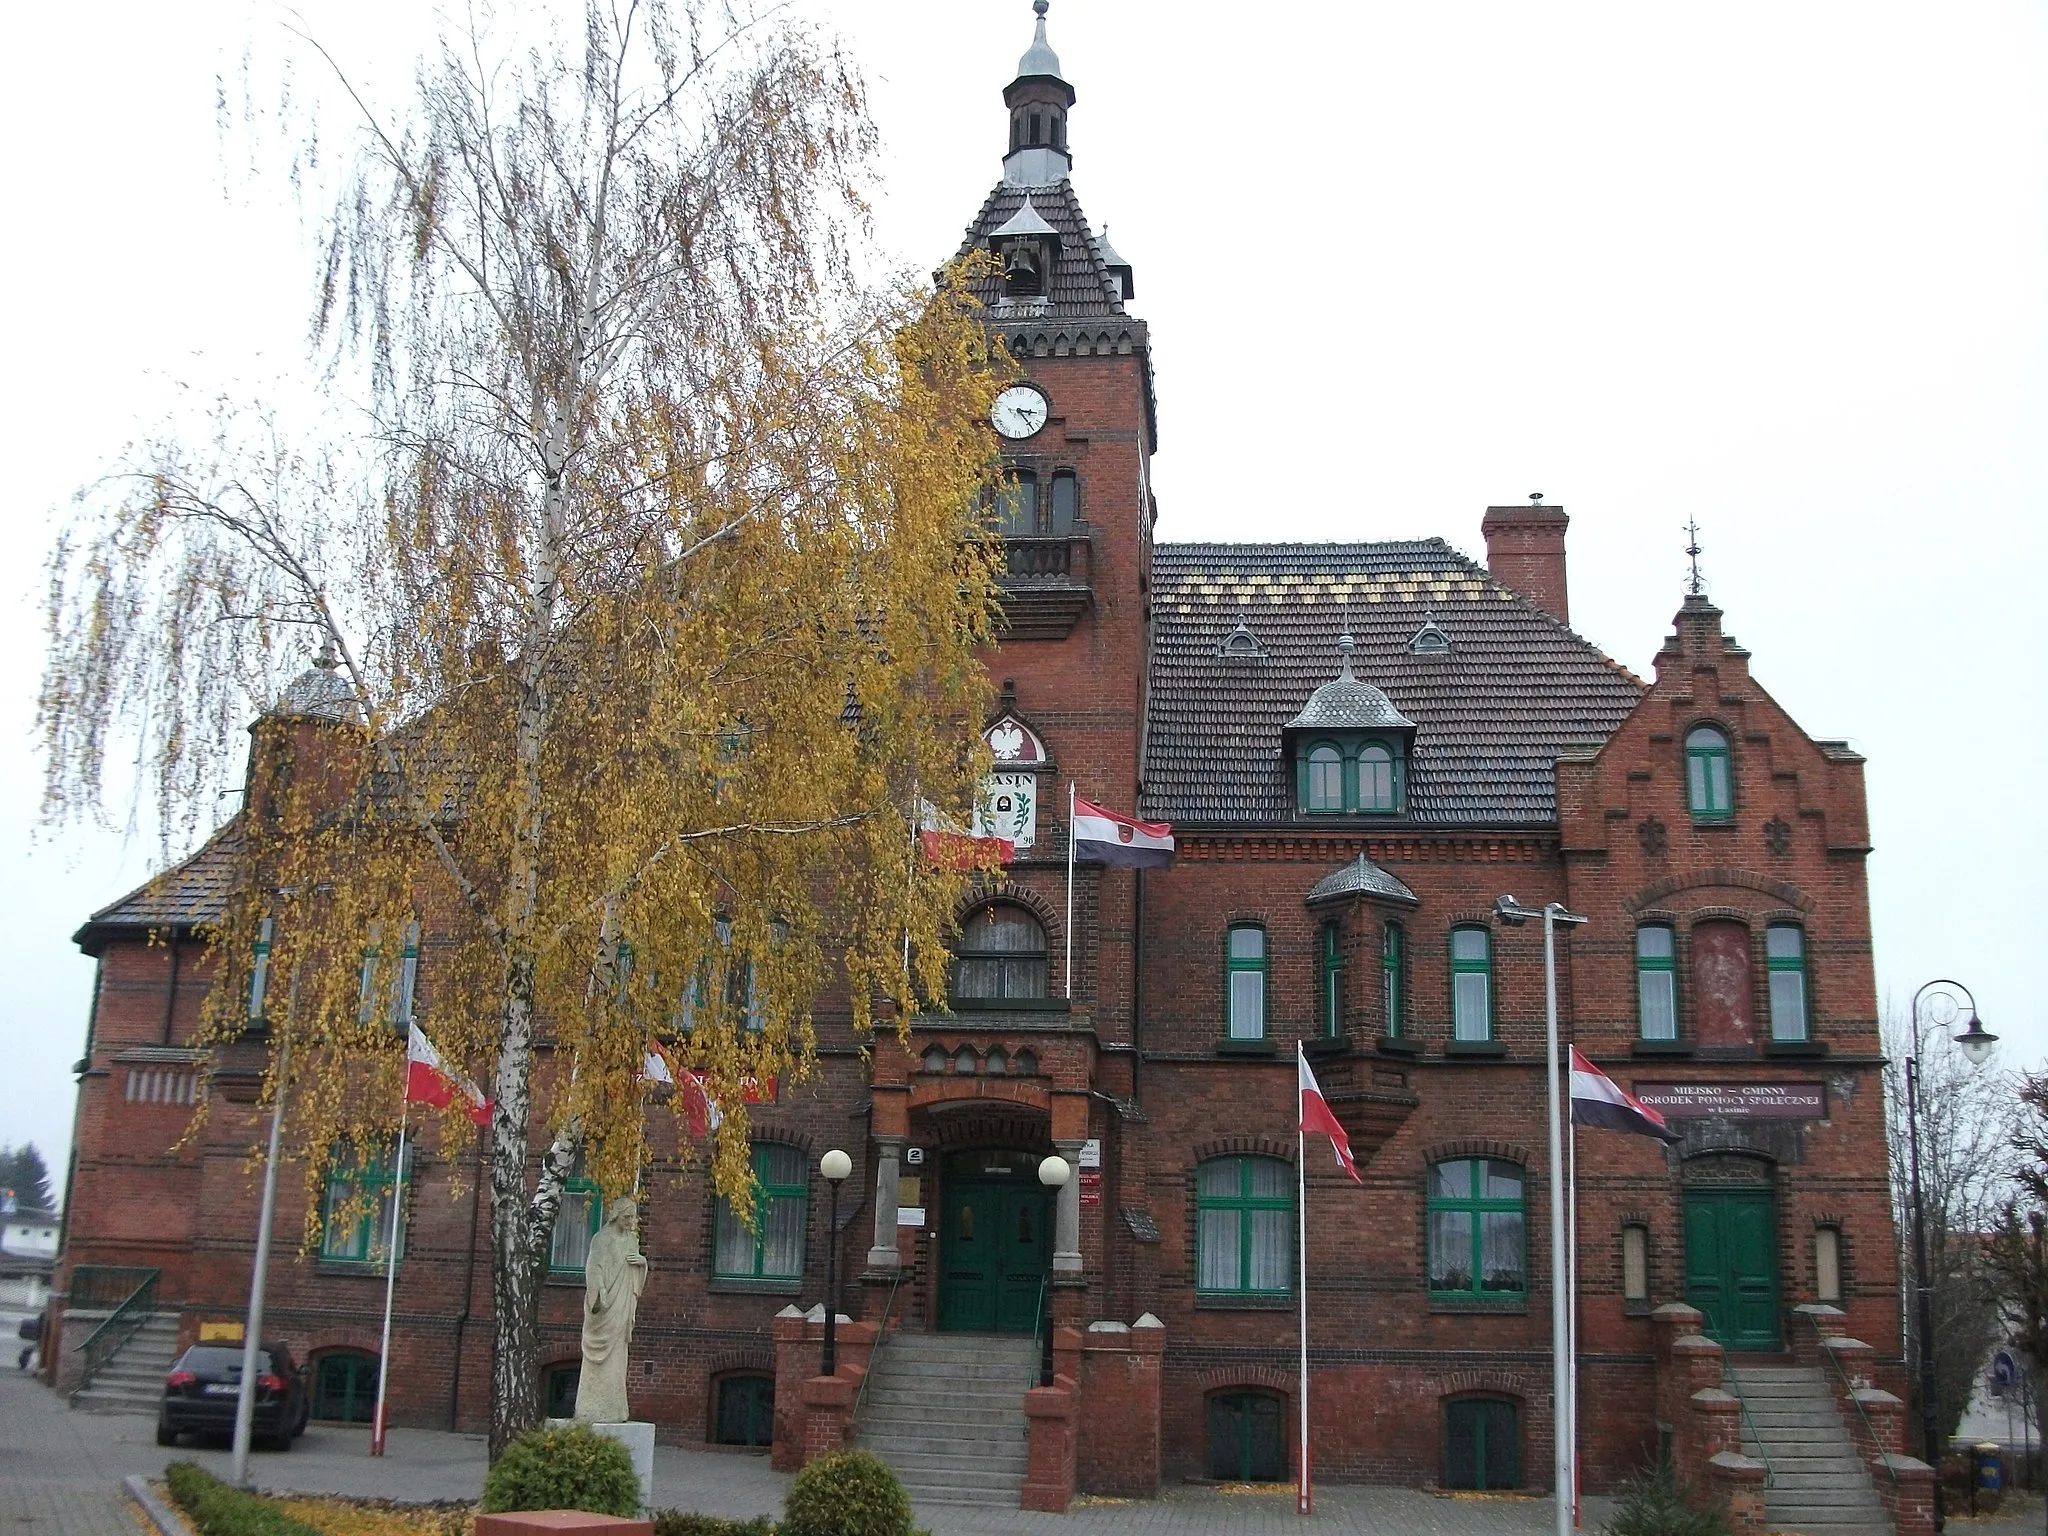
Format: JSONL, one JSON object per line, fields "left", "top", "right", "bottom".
{"left": 1282, "top": 632, "right": 1417, "bottom": 817}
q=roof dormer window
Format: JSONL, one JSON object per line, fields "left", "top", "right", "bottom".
{"left": 1283, "top": 631, "right": 1416, "bottom": 818}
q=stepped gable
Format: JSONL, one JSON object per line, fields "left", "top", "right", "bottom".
{"left": 952, "top": 180, "right": 1131, "bottom": 319}
{"left": 1145, "top": 538, "right": 1644, "bottom": 826}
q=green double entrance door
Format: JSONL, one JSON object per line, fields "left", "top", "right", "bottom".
{"left": 1684, "top": 1189, "right": 1781, "bottom": 1350}
{"left": 938, "top": 1177, "right": 1052, "bottom": 1333}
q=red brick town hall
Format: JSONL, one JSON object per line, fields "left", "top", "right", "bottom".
{"left": 52, "top": 5, "right": 1909, "bottom": 1520}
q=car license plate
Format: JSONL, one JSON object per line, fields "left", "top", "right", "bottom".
{"left": 204, "top": 1383, "right": 238, "bottom": 1395}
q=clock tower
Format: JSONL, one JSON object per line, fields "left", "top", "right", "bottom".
{"left": 951, "top": 0, "right": 1157, "bottom": 1058}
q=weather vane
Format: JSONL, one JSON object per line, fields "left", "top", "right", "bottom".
{"left": 1684, "top": 518, "right": 1704, "bottom": 596}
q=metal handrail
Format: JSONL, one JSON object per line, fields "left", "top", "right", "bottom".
{"left": 72, "top": 1267, "right": 160, "bottom": 1389}
{"left": 1721, "top": 1365, "right": 1777, "bottom": 1489}
{"left": 852, "top": 1263, "right": 907, "bottom": 1424}
{"left": 68, "top": 1265, "right": 159, "bottom": 1309}
{"left": 1806, "top": 1310, "right": 1899, "bottom": 1489}
{"left": 1031, "top": 1274, "right": 1052, "bottom": 1388}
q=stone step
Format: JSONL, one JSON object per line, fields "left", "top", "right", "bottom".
{"left": 861, "top": 1386, "right": 1027, "bottom": 1411}
{"left": 862, "top": 1414, "right": 1028, "bottom": 1440}
{"left": 885, "top": 1462, "right": 1031, "bottom": 1493}
{"left": 862, "top": 1432, "right": 1027, "bottom": 1458}
{"left": 1767, "top": 1471, "right": 1886, "bottom": 1491}
{"left": 904, "top": 1488, "right": 1018, "bottom": 1509}
{"left": 71, "top": 1388, "right": 165, "bottom": 1414}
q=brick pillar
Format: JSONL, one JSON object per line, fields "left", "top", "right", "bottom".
{"left": 1077, "top": 1316, "right": 1163, "bottom": 1498}
{"left": 1021, "top": 1381, "right": 1077, "bottom": 1512}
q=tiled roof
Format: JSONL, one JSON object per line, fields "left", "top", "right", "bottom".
{"left": 1306, "top": 854, "right": 1420, "bottom": 906}
{"left": 953, "top": 180, "right": 1128, "bottom": 318}
{"left": 1145, "top": 540, "right": 1643, "bottom": 826}
{"left": 76, "top": 822, "right": 246, "bottom": 943}
{"left": 1284, "top": 673, "right": 1416, "bottom": 733}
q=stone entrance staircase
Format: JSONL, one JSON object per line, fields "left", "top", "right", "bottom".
{"left": 855, "top": 1331, "right": 1034, "bottom": 1509}
{"left": 70, "top": 1312, "right": 182, "bottom": 1415}
{"left": 1729, "top": 1364, "right": 1891, "bottom": 1536}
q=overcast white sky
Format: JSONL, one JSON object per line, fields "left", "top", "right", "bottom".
{"left": 2, "top": 2, "right": 2043, "bottom": 1189}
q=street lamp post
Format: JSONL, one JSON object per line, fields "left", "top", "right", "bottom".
{"left": 819, "top": 1149, "right": 852, "bottom": 1378}
{"left": 1905, "top": 981, "right": 1998, "bottom": 1535}
{"left": 1037, "top": 1154, "right": 1071, "bottom": 1387}
{"left": 1495, "top": 895, "right": 1587, "bottom": 1536}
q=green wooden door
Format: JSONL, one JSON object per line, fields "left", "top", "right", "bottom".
{"left": 938, "top": 1180, "right": 1050, "bottom": 1332}
{"left": 1684, "top": 1190, "right": 1780, "bottom": 1349}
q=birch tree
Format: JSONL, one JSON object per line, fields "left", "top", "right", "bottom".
{"left": 39, "top": 0, "right": 1009, "bottom": 1452}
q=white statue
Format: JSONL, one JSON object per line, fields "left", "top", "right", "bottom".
{"left": 574, "top": 1197, "right": 648, "bottom": 1424}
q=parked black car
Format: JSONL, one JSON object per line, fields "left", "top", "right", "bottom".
{"left": 157, "top": 1343, "right": 310, "bottom": 1449}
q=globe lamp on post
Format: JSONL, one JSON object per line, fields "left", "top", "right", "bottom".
{"left": 1036, "top": 1154, "right": 1071, "bottom": 1387}
{"left": 820, "top": 1148, "right": 852, "bottom": 1378}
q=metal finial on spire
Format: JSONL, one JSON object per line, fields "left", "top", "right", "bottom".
{"left": 1684, "top": 519, "right": 1705, "bottom": 596}
{"left": 1034, "top": 0, "right": 1048, "bottom": 14}
{"left": 1336, "top": 627, "right": 1356, "bottom": 680}
{"left": 1530, "top": 491, "right": 1544, "bottom": 505}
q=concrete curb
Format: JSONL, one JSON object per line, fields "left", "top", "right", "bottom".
{"left": 124, "top": 1473, "right": 195, "bottom": 1536}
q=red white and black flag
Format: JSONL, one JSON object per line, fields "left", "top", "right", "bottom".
{"left": 1070, "top": 795, "right": 1175, "bottom": 869}
{"left": 1569, "top": 1047, "right": 1680, "bottom": 1142}
{"left": 1298, "top": 1044, "right": 1362, "bottom": 1183}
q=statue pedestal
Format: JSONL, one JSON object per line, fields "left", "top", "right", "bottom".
{"left": 550, "top": 1420, "right": 654, "bottom": 1512}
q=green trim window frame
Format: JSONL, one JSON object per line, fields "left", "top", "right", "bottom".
{"left": 1305, "top": 744, "right": 1343, "bottom": 812}
{"left": 1636, "top": 924, "right": 1678, "bottom": 1041}
{"left": 1427, "top": 1158, "right": 1525, "bottom": 1297}
{"left": 1320, "top": 922, "right": 1343, "bottom": 1039}
{"left": 357, "top": 922, "right": 422, "bottom": 1031}
{"left": 1766, "top": 924, "right": 1809, "bottom": 1041}
{"left": 1443, "top": 1397, "right": 1520, "bottom": 1490}
{"left": 715, "top": 1373, "right": 776, "bottom": 1446}
{"left": 550, "top": 1164, "right": 603, "bottom": 1274}
{"left": 1449, "top": 926, "right": 1492, "bottom": 1042}
{"left": 678, "top": 918, "right": 765, "bottom": 1034}
{"left": 714, "top": 1143, "right": 808, "bottom": 1280}
{"left": 319, "top": 1143, "right": 407, "bottom": 1265}
{"left": 311, "top": 1352, "right": 379, "bottom": 1423}
{"left": 1196, "top": 1155, "right": 1293, "bottom": 1295}
{"left": 1383, "top": 922, "right": 1405, "bottom": 1038}
{"left": 1357, "top": 742, "right": 1396, "bottom": 812}
{"left": 1685, "top": 726, "right": 1734, "bottom": 820}
{"left": 1225, "top": 925, "right": 1268, "bottom": 1040}
{"left": 249, "top": 917, "right": 274, "bottom": 1023}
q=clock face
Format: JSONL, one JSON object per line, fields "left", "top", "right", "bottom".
{"left": 990, "top": 384, "right": 1050, "bottom": 440}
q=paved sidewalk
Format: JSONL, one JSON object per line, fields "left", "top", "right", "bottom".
{"left": 1, "top": 1367, "right": 1614, "bottom": 1534}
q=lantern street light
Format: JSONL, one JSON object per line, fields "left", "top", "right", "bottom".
{"left": 1905, "top": 981, "right": 1997, "bottom": 1534}
{"left": 1495, "top": 895, "right": 1588, "bottom": 1536}
{"left": 819, "top": 1148, "right": 852, "bottom": 1378}
{"left": 1037, "top": 1155, "right": 1071, "bottom": 1387}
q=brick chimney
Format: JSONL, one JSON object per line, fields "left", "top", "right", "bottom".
{"left": 1481, "top": 499, "right": 1570, "bottom": 624}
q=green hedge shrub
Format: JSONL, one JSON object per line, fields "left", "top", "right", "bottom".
{"left": 162, "top": 1462, "right": 323, "bottom": 1536}
{"left": 1602, "top": 1458, "right": 1731, "bottom": 1536}
{"left": 481, "top": 1423, "right": 641, "bottom": 1517}
{"left": 651, "top": 1514, "right": 777, "bottom": 1536}
{"left": 781, "top": 1451, "right": 912, "bottom": 1536}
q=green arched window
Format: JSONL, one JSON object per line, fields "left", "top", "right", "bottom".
{"left": 1320, "top": 922, "right": 1343, "bottom": 1039}
{"left": 1358, "top": 743, "right": 1396, "bottom": 812}
{"left": 1636, "top": 925, "right": 1677, "bottom": 1041}
{"left": 1685, "top": 726, "right": 1733, "bottom": 820}
{"left": 1305, "top": 745, "right": 1343, "bottom": 811}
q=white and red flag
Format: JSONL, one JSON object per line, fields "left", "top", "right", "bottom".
{"left": 1071, "top": 795, "right": 1174, "bottom": 869}
{"left": 642, "top": 1044, "right": 777, "bottom": 1138}
{"left": 1297, "top": 1045, "right": 1362, "bottom": 1184}
{"left": 1569, "top": 1047, "right": 1680, "bottom": 1143}
{"left": 917, "top": 798, "right": 1013, "bottom": 871}
{"left": 405, "top": 1023, "right": 491, "bottom": 1127}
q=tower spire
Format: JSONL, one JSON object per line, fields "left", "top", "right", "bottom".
{"left": 1684, "top": 518, "right": 1705, "bottom": 596}
{"left": 1003, "top": 1, "right": 1075, "bottom": 187}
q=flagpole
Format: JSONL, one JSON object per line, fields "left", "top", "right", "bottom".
{"left": 1543, "top": 906, "right": 1571, "bottom": 1536}
{"left": 1064, "top": 782, "right": 1075, "bottom": 1000}
{"left": 1568, "top": 1107, "right": 1581, "bottom": 1528}
{"left": 1297, "top": 1042, "right": 1311, "bottom": 1517}
{"left": 371, "top": 1098, "right": 408, "bottom": 1457}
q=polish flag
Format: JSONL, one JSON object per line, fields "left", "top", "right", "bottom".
{"left": 642, "top": 1045, "right": 777, "bottom": 1137}
{"left": 1570, "top": 1048, "right": 1681, "bottom": 1143}
{"left": 1297, "top": 1046, "right": 1362, "bottom": 1184}
{"left": 405, "top": 1024, "right": 490, "bottom": 1127}
{"left": 917, "top": 798, "right": 1013, "bottom": 871}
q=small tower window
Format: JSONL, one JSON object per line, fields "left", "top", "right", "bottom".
{"left": 996, "top": 471, "right": 1038, "bottom": 535}
{"left": 1320, "top": 921, "right": 1343, "bottom": 1040}
{"left": 1029, "top": 111, "right": 1043, "bottom": 145}
{"left": 1685, "top": 726, "right": 1733, "bottom": 820}
{"left": 1051, "top": 113, "right": 1064, "bottom": 148}
{"left": 1382, "top": 922, "right": 1405, "bottom": 1039}
{"left": 1049, "top": 471, "right": 1078, "bottom": 531}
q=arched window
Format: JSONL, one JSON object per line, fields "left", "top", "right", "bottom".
{"left": 311, "top": 1351, "right": 379, "bottom": 1423}
{"left": 714, "top": 1144, "right": 807, "bottom": 1281}
{"left": 359, "top": 922, "right": 423, "bottom": 1031}
{"left": 1449, "top": 927, "right": 1492, "bottom": 1042}
{"left": 1049, "top": 471, "right": 1078, "bottom": 532}
{"left": 1428, "top": 1159, "right": 1525, "bottom": 1297}
{"left": 1358, "top": 743, "right": 1396, "bottom": 812}
{"left": 1196, "top": 1156, "right": 1293, "bottom": 1294}
{"left": 1636, "top": 925, "right": 1677, "bottom": 1041}
{"left": 1814, "top": 1225, "right": 1842, "bottom": 1303}
{"left": 1304, "top": 745, "right": 1343, "bottom": 812}
{"left": 995, "top": 471, "right": 1038, "bottom": 535}
{"left": 1444, "top": 1398, "right": 1519, "bottom": 1489}
{"left": 1685, "top": 726, "right": 1733, "bottom": 820}
{"left": 1208, "top": 1390, "right": 1286, "bottom": 1482}
{"left": 1320, "top": 922, "right": 1343, "bottom": 1039}
{"left": 714, "top": 1373, "right": 775, "bottom": 1446}
{"left": 952, "top": 904, "right": 1048, "bottom": 1000}
{"left": 1382, "top": 922, "right": 1405, "bottom": 1039}
{"left": 1225, "top": 925, "right": 1267, "bottom": 1040}
{"left": 1766, "top": 924, "right": 1808, "bottom": 1041}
